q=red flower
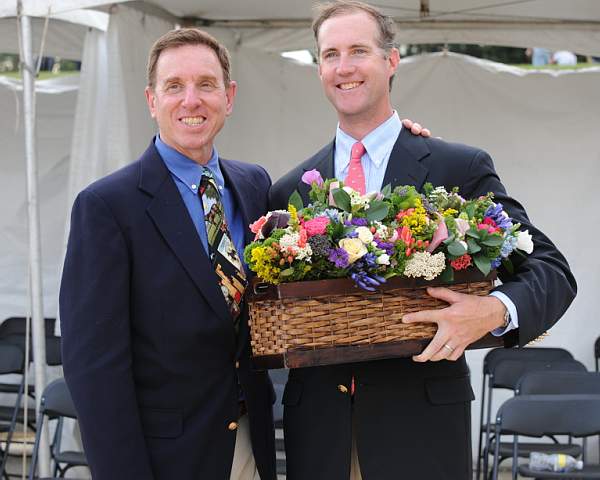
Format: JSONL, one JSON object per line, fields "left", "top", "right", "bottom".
{"left": 451, "top": 254, "right": 472, "bottom": 270}
{"left": 249, "top": 216, "right": 268, "bottom": 240}
{"left": 304, "top": 216, "right": 330, "bottom": 237}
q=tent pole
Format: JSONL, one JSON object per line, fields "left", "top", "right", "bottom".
{"left": 18, "top": 10, "right": 51, "bottom": 477}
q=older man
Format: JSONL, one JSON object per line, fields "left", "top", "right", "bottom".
{"left": 60, "top": 28, "right": 276, "bottom": 480}
{"left": 269, "top": 2, "right": 577, "bottom": 479}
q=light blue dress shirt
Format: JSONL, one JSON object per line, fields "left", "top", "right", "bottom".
{"left": 154, "top": 136, "right": 246, "bottom": 265}
{"left": 333, "top": 112, "right": 518, "bottom": 335}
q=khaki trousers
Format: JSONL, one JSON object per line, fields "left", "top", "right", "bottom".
{"left": 230, "top": 414, "right": 261, "bottom": 480}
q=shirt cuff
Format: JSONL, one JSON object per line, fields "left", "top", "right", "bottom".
{"left": 489, "top": 291, "right": 519, "bottom": 336}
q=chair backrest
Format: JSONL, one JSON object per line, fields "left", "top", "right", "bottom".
{"left": 498, "top": 394, "right": 600, "bottom": 437}
{"left": 41, "top": 378, "right": 77, "bottom": 419}
{"left": 0, "top": 342, "right": 24, "bottom": 374}
{"left": 484, "top": 347, "right": 573, "bottom": 376}
{"left": 0, "top": 317, "right": 56, "bottom": 337}
{"left": 492, "top": 358, "right": 586, "bottom": 390}
{"left": 595, "top": 336, "right": 600, "bottom": 359}
{"left": 517, "top": 371, "right": 600, "bottom": 395}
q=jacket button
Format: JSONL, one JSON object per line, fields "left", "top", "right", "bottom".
{"left": 337, "top": 384, "right": 348, "bottom": 394}
{"left": 228, "top": 421, "right": 238, "bottom": 431}
{"left": 235, "top": 361, "right": 240, "bottom": 369}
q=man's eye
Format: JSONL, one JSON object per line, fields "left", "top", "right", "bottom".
{"left": 353, "top": 49, "right": 368, "bottom": 55}
{"left": 166, "top": 84, "right": 181, "bottom": 92}
{"left": 199, "top": 82, "right": 216, "bottom": 91}
{"left": 323, "top": 51, "right": 338, "bottom": 60}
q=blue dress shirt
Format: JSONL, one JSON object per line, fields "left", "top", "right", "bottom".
{"left": 154, "top": 136, "right": 246, "bottom": 266}
{"left": 333, "top": 113, "right": 518, "bottom": 335}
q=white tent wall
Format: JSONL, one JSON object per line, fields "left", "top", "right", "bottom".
{"left": 0, "top": 77, "right": 78, "bottom": 322}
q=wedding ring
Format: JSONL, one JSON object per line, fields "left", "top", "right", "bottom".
{"left": 443, "top": 343, "right": 455, "bottom": 352}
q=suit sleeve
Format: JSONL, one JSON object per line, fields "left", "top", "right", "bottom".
{"left": 59, "top": 189, "right": 154, "bottom": 480}
{"left": 464, "top": 150, "right": 577, "bottom": 346}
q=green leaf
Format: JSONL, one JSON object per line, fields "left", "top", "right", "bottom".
{"left": 466, "top": 204, "right": 476, "bottom": 218}
{"left": 287, "top": 190, "right": 304, "bottom": 211}
{"left": 366, "top": 200, "right": 389, "bottom": 221}
{"left": 280, "top": 268, "right": 294, "bottom": 277}
{"left": 473, "top": 254, "right": 491, "bottom": 276}
{"left": 481, "top": 236, "right": 504, "bottom": 247}
{"left": 381, "top": 184, "right": 392, "bottom": 197}
{"left": 332, "top": 188, "right": 351, "bottom": 212}
{"left": 447, "top": 241, "right": 467, "bottom": 257}
{"left": 502, "top": 258, "right": 514, "bottom": 275}
{"left": 466, "top": 239, "right": 482, "bottom": 254}
{"left": 439, "top": 265, "right": 454, "bottom": 283}
{"left": 443, "top": 234, "right": 455, "bottom": 245}
{"left": 466, "top": 228, "right": 481, "bottom": 239}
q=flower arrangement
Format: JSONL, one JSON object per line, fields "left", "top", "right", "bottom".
{"left": 244, "top": 170, "right": 533, "bottom": 291}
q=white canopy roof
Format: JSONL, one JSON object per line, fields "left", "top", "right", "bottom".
{"left": 1, "top": 0, "right": 600, "bottom": 58}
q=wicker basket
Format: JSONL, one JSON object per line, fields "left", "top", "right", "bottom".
{"left": 247, "top": 269, "right": 502, "bottom": 369}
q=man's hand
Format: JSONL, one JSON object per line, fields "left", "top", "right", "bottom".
{"left": 402, "top": 287, "right": 507, "bottom": 362}
{"left": 402, "top": 118, "right": 431, "bottom": 137}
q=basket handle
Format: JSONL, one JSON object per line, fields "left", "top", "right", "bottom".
{"left": 253, "top": 282, "right": 271, "bottom": 295}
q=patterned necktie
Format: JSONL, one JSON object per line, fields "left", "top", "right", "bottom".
{"left": 344, "top": 141, "right": 366, "bottom": 195}
{"left": 199, "top": 168, "right": 247, "bottom": 328}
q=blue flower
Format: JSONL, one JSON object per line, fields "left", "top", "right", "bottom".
{"left": 484, "top": 203, "right": 512, "bottom": 230}
{"left": 328, "top": 248, "right": 349, "bottom": 269}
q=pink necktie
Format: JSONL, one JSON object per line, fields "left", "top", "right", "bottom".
{"left": 345, "top": 142, "right": 366, "bottom": 195}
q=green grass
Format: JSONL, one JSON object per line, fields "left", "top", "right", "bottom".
{"left": 0, "top": 71, "right": 79, "bottom": 80}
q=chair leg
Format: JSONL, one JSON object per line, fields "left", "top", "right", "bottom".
{"left": 28, "top": 411, "right": 45, "bottom": 480}
{"left": 0, "top": 377, "right": 25, "bottom": 478}
{"left": 476, "top": 374, "right": 488, "bottom": 480}
{"left": 482, "top": 381, "right": 494, "bottom": 478}
{"left": 511, "top": 435, "right": 518, "bottom": 480}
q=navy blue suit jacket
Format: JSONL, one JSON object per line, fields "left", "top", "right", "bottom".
{"left": 269, "top": 129, "right": 577, "bottom": 480}
{"left": 60, "top": 142, "right": 276, "bottom": 480}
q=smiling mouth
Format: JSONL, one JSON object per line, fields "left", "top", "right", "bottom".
{"left": 337, "top": 81, "right": 362, "bottom": 91}
{"left": 180, "top": 116, "right": 206, "bottom": 126}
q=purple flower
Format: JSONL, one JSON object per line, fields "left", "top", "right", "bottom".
{"left": 351, "top": 218, "right": 369, "bottom": 226}
{"left": 328, "top": 248, "right": 350, "bottom": 269}
{"left": 375, "top": 239, "right": 394, "bottom": 256}
{"left": 301, "top": 169, "right": 324, "bottom": 186}
{"left": 484, "top": 203, "right": 512, "bottom": 231}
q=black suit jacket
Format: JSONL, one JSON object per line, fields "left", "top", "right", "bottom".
{"left": 60, "top": 142, "right": 276, "bottom": 480}
{"left": 269, "top": 129, "right": 576, "bottom": 480}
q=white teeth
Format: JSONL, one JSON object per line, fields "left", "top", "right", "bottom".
{"left": 339, "top": 82, "right": 361, "bottom": 90}
{"left": 181, "top": 117, "right": 205, "bottom": 126}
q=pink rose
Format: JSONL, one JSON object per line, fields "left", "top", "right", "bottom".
{"left": 249, "top": 216, "right": 268, "bottom": 240}
{"left": 304, "top": 216, "right": 330, "bottom": 237}
{"left": 301, "top": 169, "right": 324, "bottom": 186}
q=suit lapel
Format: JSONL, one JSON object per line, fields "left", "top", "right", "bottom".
{"left": 382, "top": 127, "right": 431, "bottom": 190}
{"left": 139, "top": 143, "right": 231, "bottom": 324}
{"left": 298, "top": 141, "right": 335, "bottom": 205}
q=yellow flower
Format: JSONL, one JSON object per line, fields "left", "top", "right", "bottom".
{"left": 400, "top": 199, "right": 428, "bottom": 235}
{"left": 339, "top": 238, "right": 368, "bottom": 264}
{"left": 251, "top": 246, "right": 281, "bottom": 283}
{"left": 443, "top": 208, "right": 458, "bottom": 216}
{"left": 288, "top": 204, "right": 299, "bottom": 228}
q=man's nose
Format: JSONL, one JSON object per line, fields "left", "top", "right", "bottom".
{"left": 181, "top": 85, "right": 202, "bottom": 108}
{"left": 336, "top": 54, "right": 356, "bottom": 75}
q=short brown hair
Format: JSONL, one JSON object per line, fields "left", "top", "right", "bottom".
{"left": 147, "top": 28, "right": 232, "bottom": 88}
{"left": 312, "top": 1, "right": 396, "bottom": 56}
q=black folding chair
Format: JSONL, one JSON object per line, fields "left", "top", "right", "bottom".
{"left": 0, "top": 342, "right": 26, "bottom": 480}
{"left": 492, "top": 394, "right": 600, "bottom": 479}
{"left": 29, "top": 378, "right": 87, "bottom": 479}
{"left": 476, "top": 347, "right": 575, "bottom": 479}
{"left": 595, "top": 337, "right": 600, "bottom": 372}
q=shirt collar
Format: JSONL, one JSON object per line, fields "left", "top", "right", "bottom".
{"left": 335, "top": 111, "right": 402, "bottom": 171}
{"left": 154, "top": 135, "right": 224, "bottom": 193}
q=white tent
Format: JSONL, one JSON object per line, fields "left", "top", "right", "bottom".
{"left": 1, "top": 1, "right": 600, "bottom": 474}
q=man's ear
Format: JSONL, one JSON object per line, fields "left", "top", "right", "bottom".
{"left": 225, "top": 80, "right": 237, "bottom": 116}
{"left": 145, "top": 86, "right": 156, "bottom": 118}
{"left": 388, "top": 47, "right": 400, "bottom": 76}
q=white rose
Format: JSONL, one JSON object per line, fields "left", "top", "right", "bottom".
{"left": 455, "top": 218, "right": 470, "bottom": 237}
{"left": 516, "top": 230, "right": 534, "bottom": 254}
{"left": 355, "top": 226, "right": 374, "bottom": 244}
{"left": 376, "top": 254, "right": 390, "bottom": 265}
{"left": 338, "top": 238, "right": 368, "bottom": 264}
